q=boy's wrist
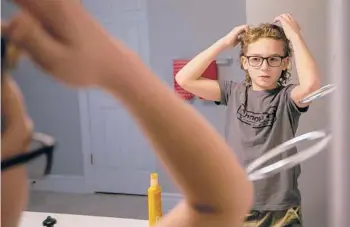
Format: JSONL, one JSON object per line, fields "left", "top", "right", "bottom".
{"left": 99, "top": 51, "right": 154, "bottom": 100}
{"left": 289, "top": 33, "right": 304, "bottom": 44}
{"left": 215, "top": 38, "right": 232, "bottom": 51}
{"left": 96, "top": 43, "right": 142, "bottom": 92}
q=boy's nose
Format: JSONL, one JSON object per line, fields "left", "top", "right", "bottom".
{"left": 260, "top": 59, "right": 270, "bottom": 70}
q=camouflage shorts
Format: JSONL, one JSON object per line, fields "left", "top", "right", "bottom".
{"left": 243, "top": 206, "right": 302, "bottom": 227}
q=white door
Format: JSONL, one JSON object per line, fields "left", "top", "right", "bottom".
{"left": 83, "top": 0, "right": 156, "bottom": 195}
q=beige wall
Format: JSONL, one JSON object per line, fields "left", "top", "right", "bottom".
{"left": 246, "top": 1, "right": 330, "bottom": 227}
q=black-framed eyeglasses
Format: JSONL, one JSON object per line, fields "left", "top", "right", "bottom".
{"left": 1, "top": 132, "right": 56, "bottom": 179}
{"left": 245, "top": 55, "right": 287, "bottom": 68}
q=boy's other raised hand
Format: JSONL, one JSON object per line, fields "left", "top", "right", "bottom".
{"left": 5, "top": 0, "right": 127, "bottom": 88}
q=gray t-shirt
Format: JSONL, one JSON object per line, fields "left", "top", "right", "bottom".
{"left": 216, "top": 80, "right": 308, "bottom": 211}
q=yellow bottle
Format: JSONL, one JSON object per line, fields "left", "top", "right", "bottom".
{"left": 148, "top": 173, "right": 162, "bottom": 226}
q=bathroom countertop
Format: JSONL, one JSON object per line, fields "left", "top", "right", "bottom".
{"left": 20, "top": 211, "right": 148, "bottom": 227}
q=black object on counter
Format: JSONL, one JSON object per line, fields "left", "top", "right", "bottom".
{"left": 42, "top": 216, "right": 57, "bottom": 227}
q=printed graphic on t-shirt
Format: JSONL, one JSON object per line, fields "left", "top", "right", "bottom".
{"left": 236, "top": 104, "right": 277, "bottom": 128}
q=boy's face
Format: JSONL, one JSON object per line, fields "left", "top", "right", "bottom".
{"left": 241, "top": 38, "right": 289, "bottom": 90}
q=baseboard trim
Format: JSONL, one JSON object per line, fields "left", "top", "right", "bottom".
{"left": 162, "top": 193, "right": 183, "bottom": 214}
{"left": 30, "top": 175, "right": 89, "bottom": 194}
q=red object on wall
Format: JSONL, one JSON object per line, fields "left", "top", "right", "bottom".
{"left": 199, "top": 60, "right": 218, "bottom": 100}
{"left": 173, "top": 59, "right": 195, "bottom": 100}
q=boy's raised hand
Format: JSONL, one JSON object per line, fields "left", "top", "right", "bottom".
{"left": 221, "top": 25, "right": 249, "bottom": 47}
{"left": 274, "top": 13, "right": 302, "bottom": 40}
{"left": 5, "top": 0, "right": 126, "bottom": 88}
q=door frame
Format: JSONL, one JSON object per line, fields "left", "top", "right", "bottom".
{"left": 78, "top": 0, "right": 153, "bottom": 193}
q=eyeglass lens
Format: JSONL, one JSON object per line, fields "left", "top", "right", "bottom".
{"left": 248, "top": 56, "right": 283, "bottom": 67}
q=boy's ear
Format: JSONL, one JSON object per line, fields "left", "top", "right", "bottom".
{"left": 283, "top": 57, "right": 291, "bottom": 70}
{"left": 241, "top": 56, "right": 249, "bottom": 70}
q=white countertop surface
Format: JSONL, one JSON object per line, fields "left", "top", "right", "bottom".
{"left": 19, "top": 211, "right": 149, "bottom": 227}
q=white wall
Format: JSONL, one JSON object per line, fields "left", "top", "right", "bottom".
{"left": 246, "top": 0, "right": 330, "bottom": 226}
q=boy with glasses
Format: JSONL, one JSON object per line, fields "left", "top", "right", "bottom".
{"left": 176, "top": 15, "right": 322, "bottom": 227}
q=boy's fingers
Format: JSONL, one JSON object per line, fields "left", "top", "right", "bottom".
{"left": 12, "top": 0, "right": 84, "bottom": 42}
{"left": 282, "top": 14, "right": 294, "bottom": 24}
{"left": 286, "top": 13, "right": 295, "bottom": 21}
{"left": 273, "top": 16, "right": 281, "bottom": 23}
{"left": 7, "top": 12, "right": 64, "bottom": 71}
{"left": 12, "top": 0, "right": 66, "bottom": 24}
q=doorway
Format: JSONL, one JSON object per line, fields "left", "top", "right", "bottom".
{"left": 80, "top": 0, "right": 156, "bottom": 195}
